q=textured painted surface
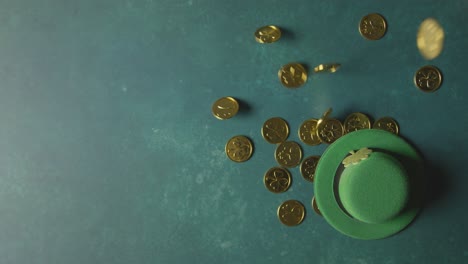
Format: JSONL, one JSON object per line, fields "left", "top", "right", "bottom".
{"left": 0, "top": 0, "right": 467, "bottom": 263}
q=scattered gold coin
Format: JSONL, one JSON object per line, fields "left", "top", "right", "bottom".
{"left": 225, "top": 135, "right": 253, "bottom": 162}
{"left": 255, "top": 25, "right": 282, "bottom": 44}
{"left": 313, "top": 63, "right": 341, "bottom": 73}
{"left": 317, "top": 118, "right": 344, "bottom": 144}
{"left": 344, "top": 112, "right": 371, "bottom": 134}
{"left": 264, "top": 167, "right": 292, "bottom": 193}
{"left": 298, "top": 119, "right": 321, "bottom": 146}
{"left": 373, "top": 117, "right": 399, "bottom": 135}
{"left": 212, "top": 97, "right": 239, "bottom": 120}
{"left": 261, "top": 117, "right": 289, "bottom": 144}
{"left": 359, "top": 13, "right": 387, "bottom": 40}
{"left": 275, "top": 141, "right": 303, "bottom": 168}
{"left": 278, "top": 200, "right": 305, "bottom": 226}
{"left": 414, "top": 65, "right": 443, "bottom": 92}
{"left": 417, "top": 18, "right": 444, "bottom": 60}
{"left": 278, "top": 63, "right": 307, "bottom": 88}
{"left": 300, "top": 156, "right": 320, "bottom": 182}
{"left": 311, "top": 196, "right": 322, "bottom": 216}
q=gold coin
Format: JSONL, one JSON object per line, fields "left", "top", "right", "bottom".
{"left": 414, "top": 65, "right": 443, "bottom": 92}
{"left": 359, "top": 13, "right": 387, "bottom": 40}
{"left": 311, "top": 196, "right": 322, "bottom": 216}
{"left": 277, "top": 200, "right": 305, "bottom": 226}
{"left": 264, "top": 167, "right": 292, "bottom": 193}
{"left": 298, "top": 119, "right": 321, "bottom": 146}
{"left": 317, "top": 118, "right": 344, "bottom": 144}
{"left": 313, "top": 63, "right": 341, "bottom": 73}
{"left": 255, "top": 25, "right": 282, "bottom": 44}
{"left": 344, "top": 112, "right": 371, "bottom": 134}
{"left": 212, "top": 97, "right": 239, "bottom": 120}
{"left": 278, "top": 63, "right": 307, "bottom": 88}
{"left": 275, "top": 141, "right": 303, "bottom": 168}
{"left": 261, "top": 117, "right": 289, "bottom": 144}
{"left": 417, "top": 18, "right": 444, "bottom": 60}
{"left": 373, "top": 117, "right": 399, "bottom": 135}
{"left": 317, "top": 108, "right": 333, "bottom": 126}
{"left": 300, "top": 156, "right": 320, "bottom": 182}
{"left": 225, "top": 136, "right": 253, "bottom": 162}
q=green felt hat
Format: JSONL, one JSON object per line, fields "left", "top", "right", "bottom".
{"left": 314, "top": 129, "right": 424, "bottom": 240}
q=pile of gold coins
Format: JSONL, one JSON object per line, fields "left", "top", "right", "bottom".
{"left": 212, "top": 12, "right": 444, "bottom": 227}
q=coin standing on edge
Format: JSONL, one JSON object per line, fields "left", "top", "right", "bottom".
{"left": 255, "top": 25, "right": 282, "bottom": 44}
{"left": 278, "top": 200, "right": 306, "bottom": 226}
{"left": 313, "top": 63, "right": 341, "bottom": 73}
{"left": 344, "top": 112, "right": 371, "bottom": 134}
{"left": 359, "top": 13, "right": 387, "bottom": 40}
{"left": 300, "top": 156, "right": 320, "bottom": 182}
{"left": 278, "top": 63, "right": 308, "bottom": 88}
{"left": 414, "top": 65, "right": 443, "bottom": 92}
{"left": 275, "top": 141, "right": 303, "bottom": 168}
{"left": 225, "top": 135, "right": 253, "bottom": 162}
{"left": 298, "top": 119, "right": 322, "bottom": 146}
{"left": 264, "top": 167, "right": 292, "bottom": 193}
{"left": 317, "top": 118, "right": 344, "bottom": 144}
{"left": 373, "top": 117, "right": 399, "bottom": 135}
{"left": 212, "top": 97, "right": 239, "bottom": 120}
{"left": 262, "top": 117, "right": 290, "bottom": 144}
{"left": 311, "top": 196, "right": 322, "bottom": 216}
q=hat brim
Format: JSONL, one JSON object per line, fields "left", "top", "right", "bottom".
{"left": 314, "top": 129, "right": 424, "bottom": 240}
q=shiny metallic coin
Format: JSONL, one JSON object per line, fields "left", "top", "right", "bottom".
{"left": 261, "top": 117, "right": 289, "bottom": 144}
{"left": 317, "top": 118, "right": 344, "bottom": 144}
{"left": 359, "top": 13, "right": 387, "bottom": 40}
{"left": 344, "top": 112, "right": 371, "bottom": 134}
{"left": 212, "top": 97, "right": 239, "bottom": 120}
{"left": 275, "top": 141, "right": 303, "bottom": 168}
{"left": 255, "top": 25, "right": 282, "bottom": 44}
{"left": 313, "top": 63, "right": 341, "bottom": 73}
{"left": 298, "top": 119, "right": 321, "bottom": 146}
{"left": 373, "top": 117, "right": 399, "bottom": 135}
{"left": 264, "top": 167, "right": 292, "bottom": 193}
{"left": 311, "top": 196, "right": 322, "bottom": 217}
{"left": 417, "top": 18, "right": 444, "bottom": 60}
{"left": 300, "top": 156, "right": 320, "bottom": 182}
{"left": 277, "top": 200, "right": 306, "bottom": 226}
{"left": 414, "top": 65, "right": 443, "bottom": 92}
{"left": 225, "top": 135, "right": 253, "bottom": 162}
{"left": 278, "top": 63, "right": 307, "bottom": 88}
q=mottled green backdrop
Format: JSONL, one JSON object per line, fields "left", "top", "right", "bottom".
{"left": 0, "top": 0, "right": 467, "bottom": 263}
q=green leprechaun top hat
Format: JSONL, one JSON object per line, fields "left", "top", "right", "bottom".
{"left": 314, "top": 129, "right": 424, "bottom": 240}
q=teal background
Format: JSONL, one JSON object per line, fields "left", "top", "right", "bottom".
{"left": 0, "top": 0, "right": 467, "bottom": 263}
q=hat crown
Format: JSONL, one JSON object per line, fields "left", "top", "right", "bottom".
{"left": 338, "top": 152, "right": 409, "bottom": 224}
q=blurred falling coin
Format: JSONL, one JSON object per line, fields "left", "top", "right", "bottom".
{"left": 275, "top": 141, "right": 303, "bottom": 168}
{"left": 225, "top": 135, "right": 253, "bottom": 162}
{"left": 311, "top": 196, "right": 322, "bottom": 216}
{"left": 255, "top": 25, "right": 282, "bottom": 44}
{"left": 298, "top": 119, "right": 321, "bottom": 146}
{"left": 317, "top": 108, "right": 333, "bottom": 126}
{"left": 300, "top": 156, "right": 320, "bottom": 182}
{"left": 414, "top": 65, "right": 443, "bottom": 92}
{"left": 373, "top": 117, "right": 399, "bottom": 135}
{"left": 417, "top": 18, "right": 445, "bottom": 60}
{"left": 277, "top": 200, "right": 306, "bottom": 226}
{"left": 313, "top": 63, "right": 341, "bottom": 73}
{"left": 262, "top": 117, "right": 290, "bottom": 144}
{"left": 212, "top": 97, "right": 239, "bottom": 120}
{"left": 264, "top": 167, "right": 292, "bottom": 193}
{"left": 359, "top": 13, "right": 387, "bottom": 40}
{"left": 278, "top": 63, "right": 308, "bottom": 88}
{"left": 344, "top": 112, "right": 371, "bottom": 133}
